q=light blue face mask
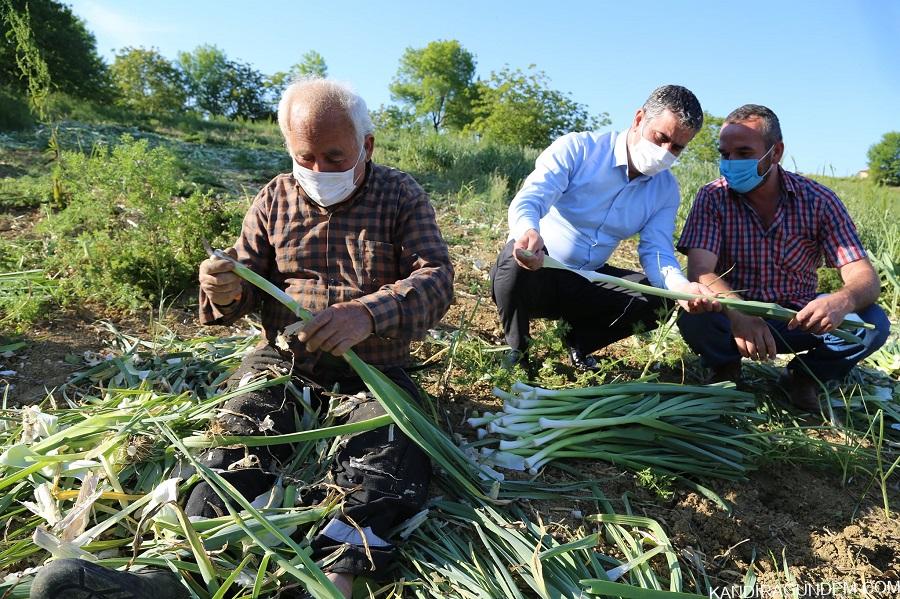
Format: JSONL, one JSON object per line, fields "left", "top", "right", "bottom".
{"left": 719, "top": 145, "right": 775, "bottom": 193}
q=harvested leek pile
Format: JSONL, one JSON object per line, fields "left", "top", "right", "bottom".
{"left": 470, "top": 380, "right": 766, "bottom": 480}
{"left": 399, "top": 497, "right": 716, "bottom": 599}
{"left": 0, "top": 331, "right": 727, "bottom": 598}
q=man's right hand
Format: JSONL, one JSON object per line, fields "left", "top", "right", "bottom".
{"left": 199, "top": 247, "right": 243, "bottom": 306}
{"left": 728, "top": 310, "right": 777, "bottom": 361}
{"left": 512, "top": 228, "right": 546, "bottom": 270}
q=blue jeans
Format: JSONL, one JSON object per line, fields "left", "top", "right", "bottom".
{"left": 677, "top": 303, "right": 891, "bottom": 381}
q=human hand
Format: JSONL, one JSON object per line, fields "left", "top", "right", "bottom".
{"left": 512, "top": 229, "right": 545, "bottom": 270}
{"left": 788, "top": 294, "right": 851, "bottom": 335}
{"left": 675, "top": 281, "right": 722, "bottom": 313}
{"left": 199, "top": 248, "right": 243, "bottom": 306}
{"left": 728, "top": 311, "right": 777, "bottom": 361}
{"left": 297, "top": 301, "right": 374, "bottom": 356}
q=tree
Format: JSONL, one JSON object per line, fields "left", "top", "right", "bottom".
{"left": 177, "top": 44, "right": 231, "bottom": 116}
{"left": 0, "top": 0, "right": 111, "bottom": 101}
{"left": 389, "top": 39, "right": 476, "bottom": 132}
{"left": 177, "top": 45, "right": 268, "bottom": 120}
{"left": 110, "top": 47, "right": 186, "bottom": 115}
{"left": 467, "top": 66, "right": 608, "bottom": 148}
{"left": 290, "top": 50, "right": 327, "bottom": 79}
{"left": 867, "top": 132, "right": 900, "bottom": 186}
{"left": 265, "top": 50, "right": 329, "bottom": 111}
{"left": 678, "top": 112, "right": 723, "bottom": 165}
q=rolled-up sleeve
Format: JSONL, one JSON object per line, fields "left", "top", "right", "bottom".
{"left": 637, "top": 175, "right": 688, "bottom": 289}
{"left": 354, "top": 180, "right": 454, "bottom": 341}
{"left": 507, "top": 134, "right": 581, "bottom": 240}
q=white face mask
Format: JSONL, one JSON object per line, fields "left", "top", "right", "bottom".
{"left": 628, "top": 121, "right": 677, "bottom": 176}
{"left": 292, "top": 145, "right": 366, "bottom": 207}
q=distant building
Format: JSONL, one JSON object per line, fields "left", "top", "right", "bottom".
{"left": 857, "top": 169, "right": 869, "bottom": 179}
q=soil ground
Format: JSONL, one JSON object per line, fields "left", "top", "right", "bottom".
{"left": 2, "top": 207, "right": 898, "bottom": 597}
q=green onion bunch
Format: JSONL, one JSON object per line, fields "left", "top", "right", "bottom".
{"left": 470, "top": 380, "right": 766, "bottom": 480}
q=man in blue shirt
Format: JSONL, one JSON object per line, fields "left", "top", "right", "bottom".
{"left": 491, "top": 85, "right": 720, "bottom": 370}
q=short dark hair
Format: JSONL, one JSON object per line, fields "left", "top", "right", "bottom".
{"left": 642, "top": 85, "right": 704, "bottom": 131}
{"left": 724, "top": 104, "right": 782, "bottom": 148}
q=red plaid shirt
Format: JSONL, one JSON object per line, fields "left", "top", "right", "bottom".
{"left": 200, "top": 163, "right": 454, "bottom": 368}
{"left": 677, "top": 168, "right": 867, "bottom": 308}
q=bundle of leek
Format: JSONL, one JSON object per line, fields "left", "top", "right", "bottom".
{"left": 470, "top": 380, "right": 765, "bottom": 479}
{"left": 529, "top": 252, "right": 872, "bottom": 345}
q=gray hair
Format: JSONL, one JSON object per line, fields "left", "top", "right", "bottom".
{"left": 724, "top": 104, "right": 782, "bottom": 149}
{"left": 642, "top": 85, "right": 704, "bottom": 132}
{"left": 277, "top": 77, "right": 374, "bottom": 147}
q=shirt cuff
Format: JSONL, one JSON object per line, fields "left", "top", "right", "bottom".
{"left": 353, "top": 292, "right": 401, "bottom": 339}
{"left": 509, "top": 218, "right": 540, "bottom": 242}
{"left": 661, "top": 267, "right": 690, "bottom": 291}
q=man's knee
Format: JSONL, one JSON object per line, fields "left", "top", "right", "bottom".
{"left": 861, "top": 303, "right": 891, "bottom": 352}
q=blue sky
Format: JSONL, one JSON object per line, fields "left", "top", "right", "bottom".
{"left": 67, "top": 0, "right": 899, "bottom": 176}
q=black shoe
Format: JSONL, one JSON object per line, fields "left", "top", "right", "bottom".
{"left": 568, "top": 349, "right": 600, "bottom": 371}
{"left": 30, "top": 558, "right": 189, "bottom": 599}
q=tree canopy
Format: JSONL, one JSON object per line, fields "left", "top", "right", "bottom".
{"left": 110, "top": 47, "right": 186, "bottom": 115}
{"left": 867, "top": 132, "right": 900, "bottom": 186}
{"left": 177, "top": 44, "right": 269, "bottom": 120}
{"left": 467, "top": 66, "right": 608, "bottom": 148}
{"left": 0, "top": 0, "right": 110, "bottom": 101}
{"left": 390, "top": 40, "right": 476, "bottom": 132}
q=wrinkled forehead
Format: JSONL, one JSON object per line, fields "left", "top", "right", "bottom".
{"left": 286, "top": 107, "right": 358, "bottom": 153}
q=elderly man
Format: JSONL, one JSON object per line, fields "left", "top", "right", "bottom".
{"left": 677, "top": 104, "right": 890, "bottom": 409}
{"left": 31, "top": 79, "right": 454, "bottom": 598}
{"left": 491, "top": 85, "right": 719, "bottom": 371}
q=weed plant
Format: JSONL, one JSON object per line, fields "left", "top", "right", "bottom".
{"left": 38, "top": 135, "right": 241, "bottom": 309}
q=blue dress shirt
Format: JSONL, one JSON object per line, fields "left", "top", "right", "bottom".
{"left": 507, "top": 129, "right": 689, "bottom": 290}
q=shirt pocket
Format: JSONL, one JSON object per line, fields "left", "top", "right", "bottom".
{"left": 780, "top": 235, "right": 819, "bottom": 273}
{"left": 355, "top": 239, "right": 400, "bottom": 293}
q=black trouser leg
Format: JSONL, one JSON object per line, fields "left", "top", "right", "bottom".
{"left": 559, "top": 264, "right": 671, "bottom": 354}
{"left": 184, "top": 345, "right": 298, "bottom": 518}
{"left": 184, "top": 346, "right": 431, "bottom": 577}
{"left": 309, "top": 368, "right": 430, "bottom": 576}
{"left": 490, "top": 240, "right": 671, "bottom": 355}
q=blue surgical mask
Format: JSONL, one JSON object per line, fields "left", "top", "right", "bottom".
{"left": 719, "top": 145, "right": 775, "bottom": 193}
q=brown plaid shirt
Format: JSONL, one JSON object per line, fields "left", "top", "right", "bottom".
{"left": 199, "top": 162, "right": 454, "bottom": 369}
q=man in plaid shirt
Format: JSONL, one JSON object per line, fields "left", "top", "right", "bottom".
{"left": 30, "top": 79, "right": 453, "bottom": 599}
{"left": 677, "top": 104, "right": 889, "bottom": 411}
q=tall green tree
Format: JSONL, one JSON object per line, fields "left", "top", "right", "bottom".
{"left": 867, "top": 132, "right": 900, "bottom": 186}
{"left": 265, "top": 50, "right": 329, "bottom": 110}
{"left": 177, "top": 45, "right": 268, "bottom": 120}
{"left": 467, "top": 66, "right": 608, "bottom": 148}
{"left": 390, "top": 39, "right": 476, "bottom": 132}
{"left": 110, "top": 47, "right": 186, "bottom": 115}
{"left": 0, "top": 0, "right": 110, "bottom": 101}
{"left": 290, "top": 50, "right": 328, "bottom": 79}
{"left": 177, "top": 44, "right": 231, "bottom": 116}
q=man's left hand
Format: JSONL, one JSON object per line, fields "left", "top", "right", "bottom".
{"left": 788, "top": 294, "right": 851, "bottom": 335}
{"left": 297, "top": 302, "right": 374, "bottom": 356}
{"left": 675, "top": 282, "right": 722, "bottom": 314}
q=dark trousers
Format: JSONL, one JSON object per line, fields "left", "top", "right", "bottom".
{"left": 490, "top": 240, "right": 671, "bottom": 354}
{"left": 678, "top": 302, "right": 891, "bottom": 381}
{"left": 183, "top": 345, "right": 430, "bottom": 576}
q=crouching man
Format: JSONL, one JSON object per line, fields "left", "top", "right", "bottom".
{"left": 31, "top": 78, "right": 454, "bottom": 599}
{"left": 677, "top": 104, "right": 889, "bottom": 409}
